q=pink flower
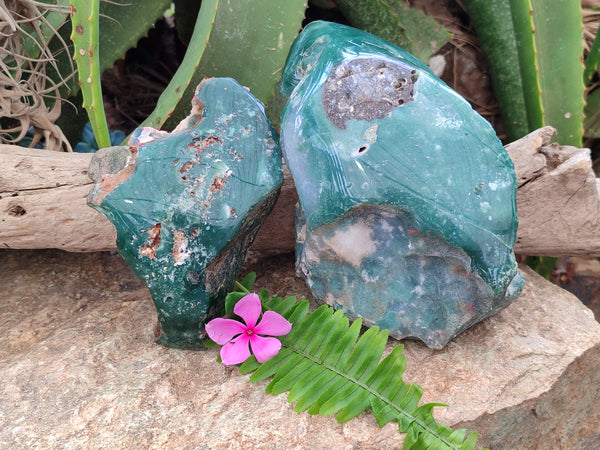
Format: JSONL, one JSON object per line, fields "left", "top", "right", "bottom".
{"left": 206, "top": 293, "right": 292, "bottom": 365}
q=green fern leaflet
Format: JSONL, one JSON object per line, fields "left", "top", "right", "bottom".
{"left": 226, "top": 275, "right": 481, "bottom": 450}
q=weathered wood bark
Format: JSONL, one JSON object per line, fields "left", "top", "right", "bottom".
{"left": 507, "top": 127, "right": 600, "bottom": 256}
{"left": 2, "top": 126, "right": 599, "bottom": 255}
{"left": 0, "top": 147, "right": 115, "bottom": 252}
{"left": 0, "top": 144, "right": 296, "bottom": 253}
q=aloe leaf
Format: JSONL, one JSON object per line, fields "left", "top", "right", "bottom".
{"left": 334, "top": 0, "right": 451, "bottom": 63}
{"left": 230, "top": 285, "right": 480, "bottom": 450}
{"left": 161, "top": 0, "right": 308, "bottom": 130}
{"left": 173, "top": 0, "right": 201, "bottom": 45}
{"left": 138, "top": 0, "right": 219, "bottom": 130}
{"left": 530, "top": 0, "right": 584, "bottom": 146}
{"left": 97, "top": 0, "right": 172, "bottom": 73}
{"left": 584, "top": 88, "right": 600, "bottom": 137}
{"left": 465, "top": 0, "right": 584, "bottom": 145}
{"left": 50, "top": 0, "right": 170, "bottom": 145}
{"left": 55, "top": 0, "right": 171, "bottom": 96}
{"left": 508, "top": 0, "right": 544, "bottom": 132}
{"left": 70, "top": 0, "right": 110, "bottom": 148}
{"left": 584, "top": 28, "right": 600, "bottom": 85}
{"left": 462, "top": 0, "right": 529, "bottom": 141}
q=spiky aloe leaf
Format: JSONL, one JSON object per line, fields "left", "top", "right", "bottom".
{"left": 464, "top": 0, "right": 584, "bottom": 145}
{"left": 584, "top": 28, "right": 600, "bottom": 85}
{"left": 70, "top": 0, "right": 110, "bottom": 148}
{"left": 530, "top": 0, "right": 584, "bottom": 146}
{"left": 228, "top": 279, "right": 480, "bottom": 450}
{"left": 584, "top": 88, "right": 600, "bottom": 138}
{"left": 508, "top": 0, "right": 544, "bottom": 132}
{"left": 138, "top": 0, "right": 219, "bottom": 130}
{"left": 51, "top": 0, "right": 170, "bottom": 146}
{"left": 56, "top": 0, "right": 170, "bottom": 96}
{"left": 334, "top": 0, "right": 451, "bottom": 63}
{"left": 162, "top": 0, "right": 308, "bottom": 130}
{"left": 461, "top": 0, "right": 528, "bottom": 141}
{"left": 69, "top": 0, "right": 172, "bottom": 147}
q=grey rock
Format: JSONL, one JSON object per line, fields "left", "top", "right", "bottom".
{"left": 0, "top": 250, "right": 599, "bottom": 449}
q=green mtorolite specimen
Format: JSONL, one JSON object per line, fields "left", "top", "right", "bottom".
{"left": 88, "top": 78, "right": 282, "bottom": 349}
{"left": 280, "top": 21, "right": 524, "bottom": 349}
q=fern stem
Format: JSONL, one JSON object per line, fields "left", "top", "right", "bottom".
{"left": 280, "top": 342, "right": 460, "bottom": 449}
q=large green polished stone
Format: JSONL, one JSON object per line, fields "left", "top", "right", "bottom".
{"left": 88, "top": 78, "right": 282, "bottom": 349}
{"left": 281, "top": 21, "right": 524, "bottom": 349}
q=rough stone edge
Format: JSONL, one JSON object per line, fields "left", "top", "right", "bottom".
{"left": 455, "top": 344, "right": 600, "bottom": 449}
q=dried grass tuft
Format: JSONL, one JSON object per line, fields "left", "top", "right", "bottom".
{"left": 1, "top": 0, "right": 73, "bottom": 151}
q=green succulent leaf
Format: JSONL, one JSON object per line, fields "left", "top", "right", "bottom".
{"left": 56, "top": 0, "right": 171, "bottom": 97}
{"left": 227, "top": 277, "right": 480, "bottom": 450}
{"left": 50, "top": 0, "right": 170, "bottom": 145}
{"left": 529, "top": 0, "right": 584, "bottom": 146}
{"left": 334, "top": 0, "right": 451, "bottom": 64}
{"left": 162, "top": 0, "right": 308, "bottom": 130}
{"left": 507, "top": 0, "right": 544, "bottom": 133}
{"left": 584, "top": 28, "right": 600, "bottom": 85}
{"left": 461, "top": 0, "right": 528, "bottom": 141}
{"left": 464, "top": 0, "right": 584, "bottom": 145}
{"left": 584, "top": 88, "right": 600, "bottom": 138}
{"left": 70, "top": 0, "right": 110, "bottom": 148}
{"left": 138, "top": 0, "right": 219, "bottom": 131}
{"left": 22, "top": 0, "right": 70, "bottom": 63}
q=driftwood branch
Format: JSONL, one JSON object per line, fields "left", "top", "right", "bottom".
{"left": 507, "top": 127, "right": 600, "bottom": 256}
{"left": 1, "top": 126, "right": 599, "bottom": 256}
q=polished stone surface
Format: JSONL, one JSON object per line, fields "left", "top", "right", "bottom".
{"left": 88, "top": 78, "right": 282, "bottom": 349}
{"left": 281, "top": 21, "right": 524, "bottom": 348}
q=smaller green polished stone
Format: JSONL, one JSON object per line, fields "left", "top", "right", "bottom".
{"left": 281, "top": 21, "right": 524, "bottom": 348}
{"left": 88, "top": 78, "right": 282, "bottom": 349}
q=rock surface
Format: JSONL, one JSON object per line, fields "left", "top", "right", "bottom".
{"left": 280, "top": 21, "right": 523, "bottom": 349}
{"left": 1, "top": 249, "right": 599, "bottom": 449}
{"left": 87, "top": 78, "right": 282, "bottom": 349}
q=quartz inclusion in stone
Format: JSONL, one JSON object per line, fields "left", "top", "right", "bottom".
{"left": 88, "top": 78, "right": 282, "bottom": 349}
{"left": 281, "top": 21, "right": 525, "bottom": 349}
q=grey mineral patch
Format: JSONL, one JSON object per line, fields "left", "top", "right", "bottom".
{"left": 322, "top": 58, "right": 417, "bottom": 129}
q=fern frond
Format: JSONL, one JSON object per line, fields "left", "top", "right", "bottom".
{"left": 227, "top": 280, "right": 481, "bottom": 450}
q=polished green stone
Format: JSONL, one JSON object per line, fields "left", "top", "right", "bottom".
{"left": 88, "top": 78, "right": 282, "bottom": 349}
{"left": 281, "top": 21, "right": 524, "bottom": 348}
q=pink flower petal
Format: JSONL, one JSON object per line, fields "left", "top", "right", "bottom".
{"left": 205, "top": 318, "right": 245, "bottom": 345}
{"left": 254, "top": 310, "right": 292, "bottom": 336}
{"left": 233, "top": 293, "right": 262, "bottom": 328}
{"left": 220, "top": 334, "right": 251, "bottom": 365}
{"left": 249, "top": 335, "right": 283, "bottom": 363}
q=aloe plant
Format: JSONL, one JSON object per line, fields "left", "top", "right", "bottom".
{"left": 69, "top": 0, "right": 110, "bottom": 148}
{"left": 68, "top": 0, "right": 173, "bottom": 147}
{"left": 162, "top": 0, "right": 308, "bottom": 129}
{"left": 62, "top": 0, "right": 172, "bottom": 95}
{"left": 217, "top": 275, "right": 482, "bottom": 450}
{"left": 334, "top": 0, "right": 451, "bottom": 63}
{"left": 138, "top": 0, "right": 219, "bottom": 130}
{"left": 584, "top": 25, "right": 600, "bottom": 85}
{"left": 68, "top": 0, "right": 307, "bottom": 141}
{"left": 583, "top": 29, "right": 600, "bottom": 138}
{"left": 463, "top": 0, "right": 585, "bottom": 146}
